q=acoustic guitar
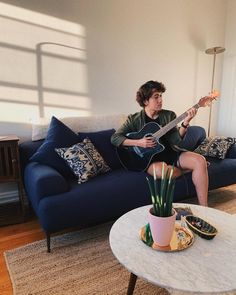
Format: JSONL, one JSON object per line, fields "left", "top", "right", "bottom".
{"left": 117, "top": 91, "right": 219, "bottom": 171}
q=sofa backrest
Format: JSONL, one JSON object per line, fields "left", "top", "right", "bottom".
{"left": 20, "top": 114, "right": 127, "bottom": 175}
{"left": 31, "top": 114, "right": 127, "bottom": 141}
{"left": 20, "top": 114, "right": 207, "bottom": 177}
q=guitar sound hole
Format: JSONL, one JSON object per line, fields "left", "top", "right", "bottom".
{"left": 144, "top": 133, "right": 153, "bottom": 138}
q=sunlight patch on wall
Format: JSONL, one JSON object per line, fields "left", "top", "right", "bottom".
{"left": 42, "top": 55, "right": 88, "bottom": 94}
{"left": 0, "top": 15, "right": 86, "bottom": 52}
{"left": 43, "top": 107, "right": 91, "bottom": 119}
{"left": 44, "top": 92, "right": 91, "bottom": 110}
{"left": 0, "top": 47, "right": 36, "bottom": 85}
{"left": 41, "top": 43, "right": 87, "bottom": 60}
{"left": 0, "top": 85, "right": 37, "bottom": 103}
{"left": 0, "top": 102, "right": 39, "bottom": 123}
{"left": 0, "top": 3, "right": 90, "bottom": 125}
{"left": 0, "top": 3, "right": 85, "bottom": 36}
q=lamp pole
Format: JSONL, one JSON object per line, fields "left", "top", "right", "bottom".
{"left": 205, "top": 46, "right": 225, "bottom": 137}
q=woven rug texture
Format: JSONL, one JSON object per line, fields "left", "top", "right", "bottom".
{"left": 4, "top": 185, "right": 236, "bottom": 295}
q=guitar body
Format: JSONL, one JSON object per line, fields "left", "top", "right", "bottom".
{"left": 117, "top": 122, "right": 165, "bottom": 171}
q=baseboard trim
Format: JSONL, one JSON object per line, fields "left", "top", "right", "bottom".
{"left": 0, "top": 190, "right": 19, "bottom": 204}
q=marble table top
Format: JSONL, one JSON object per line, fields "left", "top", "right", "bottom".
{"left": 109, "top": 204, "right": 236, "bottom": 294}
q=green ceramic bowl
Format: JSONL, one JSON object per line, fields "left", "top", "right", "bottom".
{"left": 185, "top": 215, "right": 218, "bottom": 240}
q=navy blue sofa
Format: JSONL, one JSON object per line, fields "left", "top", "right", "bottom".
{"left": 19, "top": 125, "right": 236, "bottom": 252}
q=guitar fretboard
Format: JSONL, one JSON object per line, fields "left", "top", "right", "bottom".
{"left": 153, "top": 103, "right": 200, "bottom": 139}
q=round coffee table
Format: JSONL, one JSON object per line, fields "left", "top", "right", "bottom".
{"left": 109, "top": 204, "right": 236, "bottom": 294}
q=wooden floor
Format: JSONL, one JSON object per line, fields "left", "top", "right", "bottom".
{"left": 0, "top": 217, "right": 44, "bottom": 295}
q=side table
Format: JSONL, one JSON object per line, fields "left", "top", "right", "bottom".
{"left": 0, "top": 135, "right": 25, "bottom": 225}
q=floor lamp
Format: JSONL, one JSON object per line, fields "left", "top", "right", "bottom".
{"left": 205, "top": 46, "right": 225, "bottom": 137}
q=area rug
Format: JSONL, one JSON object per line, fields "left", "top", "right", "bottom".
{"left": 4, "top": 185, "right": 236, "bottom": 295}
{"left": 4, "top": 222, "right": 170, "bottom": 295}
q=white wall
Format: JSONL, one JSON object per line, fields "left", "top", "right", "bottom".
{"left": 0, "top": 0, "right": 226, "bottom": 141}
{"left": 218, "top": 0, "right": 236, "bottom": 137}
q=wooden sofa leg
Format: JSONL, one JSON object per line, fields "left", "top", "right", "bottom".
{"left": 46, "top": 231, "right": 51, "bottom": 253}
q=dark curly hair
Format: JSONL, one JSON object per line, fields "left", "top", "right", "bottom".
{"left": 136, "top": 80, "right": 166, "bottom": 107}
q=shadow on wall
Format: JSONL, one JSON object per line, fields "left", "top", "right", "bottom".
{"left": 0, "top": 3, "right": 92, "bottom": 133}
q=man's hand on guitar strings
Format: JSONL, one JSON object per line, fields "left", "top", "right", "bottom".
{"left": 137, "top": 136, "right": 157, "bottom": 148}
{"left": 184, "top": 107, "right": 198, "bottom": 125}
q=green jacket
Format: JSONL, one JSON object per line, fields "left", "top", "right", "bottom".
{"left": 111, "top": 109, "right": 183, "bottom": 149}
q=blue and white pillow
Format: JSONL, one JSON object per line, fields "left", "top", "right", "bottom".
{"left": 194, "top": 136, "right": 236, "bottom": 159}
{"left": 78, "top": 129, "right": 121, "bottom": 169}
{"left": 55, "top": 138, "right": 111, "bottom": 184}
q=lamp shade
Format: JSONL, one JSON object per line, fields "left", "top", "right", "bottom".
{"left": 205, "top": 46, "right": 225, "bottom": 55}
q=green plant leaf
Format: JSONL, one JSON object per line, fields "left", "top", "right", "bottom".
{"left": 167, "top": 181, "right": 175, "bottom": 216}
{"left": 160, "top": 166, "right": 169, "bottom": 216}
{"left": 165, "top": 166, "right": 174, "bottom": 213}
{"left": 146, "top": 176, "right": 154, "bottom": 198}
{"left": 145, "top": 223, "right": 153, "bottom": 246}
{"left": 146, "top": 163, "right": 176, "bottom": 217}
{"left": 146, "top": 177, "right": 158, "bottom": 215}
{"left": 153, "top": 165, "right": 158, "bottom": 202}
{"left": 153, "top": 168, "right": 160, "bottom": 209}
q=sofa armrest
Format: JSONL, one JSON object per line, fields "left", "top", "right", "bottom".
{"left": 24, "top": 162, "right": 69, "bottom": 211}
{"left": 19, "top": 140, "right": 44, "bottom": 175}
{"left": 180, "top": 126, "right": 206, "bottom": 151}
{"left": 226, "top": 144, "right": 236, "bottom": 159}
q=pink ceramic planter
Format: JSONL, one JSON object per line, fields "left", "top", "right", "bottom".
{"left": 148, "top": 208, "right": 177, "bottom": 247}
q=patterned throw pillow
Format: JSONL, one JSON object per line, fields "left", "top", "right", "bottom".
{"left": 194, "top": 136, "right": 236, "bottom": 159}
{"left": 55, "top": 138, "right": 111, "bottom": 184}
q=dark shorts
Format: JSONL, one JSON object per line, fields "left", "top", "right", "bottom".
{"left": 150, "top": 146, "right": 181, "bottom": 166}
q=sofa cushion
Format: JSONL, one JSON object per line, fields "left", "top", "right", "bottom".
{"left": 194, "top": 136, "right": 236, "bottom": 159}
{"left": 78, "top": 129, "right": 121, "bottom": 169}
{"left": 226, "top": 144, "right": 236, "bottom": 159}
{"left": 55, "top": 138, "right": 111, "bottom": 184}
{"left": 30, "top": 116, "right": 79, "bottom": 178}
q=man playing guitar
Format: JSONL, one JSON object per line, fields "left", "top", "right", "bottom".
{"left": 111, "top": 80, "right": 211, "bottom": 206}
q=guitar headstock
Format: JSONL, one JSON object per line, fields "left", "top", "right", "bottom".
{"left": 198, "top": 90, "right": 220, "bottom": 107}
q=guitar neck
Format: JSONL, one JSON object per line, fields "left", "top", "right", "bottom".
{"left": 153, "top": 103, "right": 200, "bottom": 138}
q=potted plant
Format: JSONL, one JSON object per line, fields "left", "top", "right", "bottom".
{"left": 146, "top": 163, "right": 177, "bottom": 246}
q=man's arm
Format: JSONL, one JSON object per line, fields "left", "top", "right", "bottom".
{"left": 179, "top": 108, "right": 198, "bottom": 137}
